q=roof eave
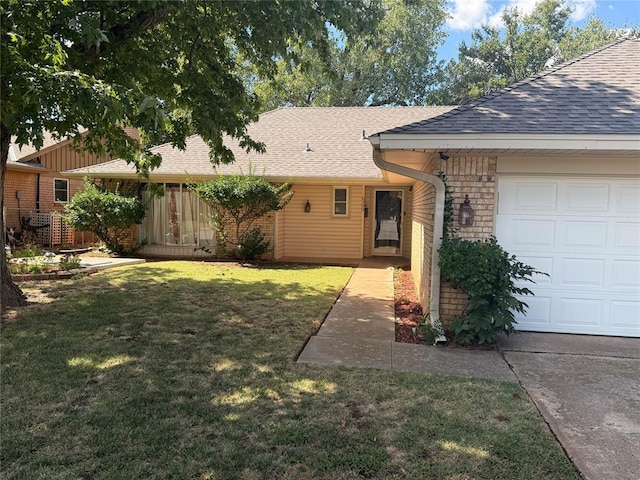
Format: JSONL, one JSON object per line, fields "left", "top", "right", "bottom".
{"left": 7, "top": 162, "right": 50, "bottom": 173}
{"left": 62, "top": 170, "right": 388, "bottom": 185}
{"left": 376, "top": 133, "right": 640, "bottom": 152}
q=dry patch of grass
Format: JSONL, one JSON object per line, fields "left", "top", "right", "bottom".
{"left": 1, "top": 261, "right": 578, "bottom": 479}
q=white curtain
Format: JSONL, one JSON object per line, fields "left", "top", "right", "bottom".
{"left": 142, "top": 184, "right": 216, "bottom": 248}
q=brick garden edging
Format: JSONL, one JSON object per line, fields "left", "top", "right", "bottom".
{"left": 11, "top": 268, "right": 98, "bottom": 282}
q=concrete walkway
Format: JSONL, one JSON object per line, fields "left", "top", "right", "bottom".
{"left": 297, "top": 258, "right": 516, "bottom": 383}
{"left": 79, "top": 256, "right": 145, "bottom": 271}
{"left": 297, "top": 260, "right": 640, "bottom": 480}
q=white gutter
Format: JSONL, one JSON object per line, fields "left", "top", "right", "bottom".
{"left": 376, "top": 133, "right": 640, "bottom": 152}
{"left": 370, "top": 138, "right": 446, "bottom": 344}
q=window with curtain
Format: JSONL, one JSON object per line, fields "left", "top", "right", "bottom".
{"left": 140, "top": 183, "right": 216, "bottom": 248}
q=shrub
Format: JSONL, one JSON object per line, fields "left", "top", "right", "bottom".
{"left": 59, "top": 256, "right": 82, "bottom": 271}
{"left": 439, "top": 236, "right": 543, "bottom": 346}
{"left": 64, "top": 181, "right": 146, "bottom": 255}
{"left": 190, "top": 170, "right": 292, "bottom": 256}
{"left": 238, "top": 227, "right": 270, "bottom": 261}
{"left": 13, "top": 244, "right": 42, "bottom": 258}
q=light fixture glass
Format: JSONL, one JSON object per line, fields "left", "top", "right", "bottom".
{"left": 459, "top": 195, "right": 474, "bottom": 226}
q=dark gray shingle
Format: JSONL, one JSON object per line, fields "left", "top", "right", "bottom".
{"left": 384, "top": 39, "right": 640, "bottom": 136}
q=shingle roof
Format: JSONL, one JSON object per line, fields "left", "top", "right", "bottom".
{"left": 67, "top": 107, "right": 453, "bottom": 179}
{"left": 382, "top": 39, "right": 640, "bottom": 136}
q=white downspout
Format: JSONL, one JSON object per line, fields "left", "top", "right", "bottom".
{"left": 371, "top": 143, "right": 447, "bottom": 344}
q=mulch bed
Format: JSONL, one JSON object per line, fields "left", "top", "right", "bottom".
{"left": 394, "top": 265, "right": 426, "bottom": 344}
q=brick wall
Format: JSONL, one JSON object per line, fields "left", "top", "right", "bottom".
{"left": 434, "top": 156, "right": 497, "bottom": 326}
{"left": 4, "top": 170, "right": 38, "bottom": 230}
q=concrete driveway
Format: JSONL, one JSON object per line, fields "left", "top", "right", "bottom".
{"left": 499, "top": 333, "right": 640, "bottom": 480}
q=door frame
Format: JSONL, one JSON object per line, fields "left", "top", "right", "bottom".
{"left": 372, "top": 188, "right": 404, "bottom": 257}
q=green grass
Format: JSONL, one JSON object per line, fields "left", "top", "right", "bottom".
{"left": 1, "top": 261, "right": 579, "bottom": 480}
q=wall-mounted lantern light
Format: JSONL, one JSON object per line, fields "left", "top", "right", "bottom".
{"left": 304, "top": 200, "right": 311, "bottom": 213}
{"left": 459, "top": 194, "right": 474, "bottom": 226}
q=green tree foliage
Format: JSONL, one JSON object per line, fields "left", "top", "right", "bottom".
{"left": 253, "top": 0, "right": 448, "bottom": 108}
{"left": 191, "top": 173, "right": 293, "bottom": 259}
{"left": 64, "top": 181, "right": 146, "bottom": 255}
{"left": 431, "top": 0, "right": 637, "bottom": 105}
{"left": 0, "top": 0, "right": 378, "bottom": 306}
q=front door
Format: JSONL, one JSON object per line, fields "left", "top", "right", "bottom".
{"left": 373, "top": 190, "right": 402, "bottom": 256}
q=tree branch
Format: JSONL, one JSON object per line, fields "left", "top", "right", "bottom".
{"left": 108, "top": 6, "right": 170, "bottom": 46}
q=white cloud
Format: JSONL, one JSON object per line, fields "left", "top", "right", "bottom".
{"left": 446, "top": 0, "right": 492, "bottom": 30}
{"left": 449, "top": 0, "right": 598, "bottom": 31}
{"left": 568, "top": 0, "right": 597, "bottom": 21}
{"left": 488, "top": 0, "right": 541, "bottom": 28}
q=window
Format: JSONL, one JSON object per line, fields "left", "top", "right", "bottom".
{"left": 54, "top": 178, "right": 69, "bottom": 203}
{"left": 140, "top": 183, "right": 215, "bottom": 248}
{"left": 333, "top": 187, "right": 348, "bottom": 216}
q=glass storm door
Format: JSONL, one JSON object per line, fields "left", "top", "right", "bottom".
{"left": 373, "top": 190, "right": 402, "bottom": 256}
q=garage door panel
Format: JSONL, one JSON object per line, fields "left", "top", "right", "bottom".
{"left": 513, "top": 219, "right": 556, "bottom": 247}
{"left": 615, "top": 222, "right": 640, "bottom": 249}
{"left": 558, "top": 298, "right": 603, "bottom": 327}
{"left": 561, "top": 258, "right": 605, "bottom": 287}
{"left": 618, "top": 185, "right": 640, "bottom": 213}
{"left": 611, "top": 260, "right": 640, "bottom": 289}
{"left": 498, "top": 176, "right": 640, "bottom": 337}
{"left": 516, "top": 256, "right": 554, "bottom": 285}
{"left": 610, "top": 301, "right": 640, "bottom": 329}
{"left": 516, "top": 297, "right": 552, "bottom": 325}
{"left": 565, "top": 183, "right": 610, "bottom": 212}
{"left": 564, "top": 221, "right": 607, "bottom": 248}
{"left": 499, "top": 182, "right": 557, "bottom": 213}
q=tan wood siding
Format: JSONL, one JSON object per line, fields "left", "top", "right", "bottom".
{"left": 402, "top": 187, "right": 413, "bottom": 258}
{"left": 282, "top": 184, "right": 363, "bottom": 259}
{"left": 363, "top": 187, "right": 373, "bottom": 257}
{"left": 274, "top": 210, "right": 285, "bottom": 259}
{"left": 38, "top": 146, "right": 109, "bottom": 173}
{"left": 411, "top": 179, "right": 435, "bottom": 308}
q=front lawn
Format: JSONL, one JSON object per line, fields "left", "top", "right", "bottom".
{"left": 1, "top": 261, "right": 578, "bottom": 479}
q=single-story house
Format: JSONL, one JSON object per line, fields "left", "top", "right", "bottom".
{"left": 65, "top": 39, "right": 638, "bottom": 338}
{"left": 370, "top": 38, "right": 639, "bottom": 338}
{"left": 64, "top": 106, "right": 452, "bottom": 260}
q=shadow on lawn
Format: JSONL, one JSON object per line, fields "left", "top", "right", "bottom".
{"left": 0, "top": 262, "right": 579, "bottom": 479}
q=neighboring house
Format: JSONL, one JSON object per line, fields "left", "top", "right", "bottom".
{"left": 5, "top": 132, "right": 99, "bottom": 246}
{"left": 64, "top": 107, "right": 452, "bottom": 260}
{"left": 4, "top": 128, "right": 138, "bottom": 246}
{"left": 369, "top": 39, "right": 640, "bottom": 338}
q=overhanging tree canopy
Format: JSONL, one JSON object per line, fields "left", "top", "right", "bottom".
{"left": 0, "top": 0, "right": 380, "bottom": 307}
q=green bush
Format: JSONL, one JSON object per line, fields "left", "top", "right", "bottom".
{"left": 13, "top": 244, "right": 42, "bottom": 258}
{"left": 9, "top": 261, "right": 44, "bottom": 275}
{"left": 64, "top": 181, "right": 146, "bottom": 255}
{"left": 59, "top": 256, "right": 82, "bottom": 271}
{"left": 439, "top": 236, "right": 543, "bottom": 346}
{"left": 190, "top": 170, "right": 292, "bottom": 257}
{"left": 238, "top": 227, "right": 270, "bottom": 261}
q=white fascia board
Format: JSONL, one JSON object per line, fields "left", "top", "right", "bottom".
{"left": 376, "top": 133, "right": 640, "bottom": 152}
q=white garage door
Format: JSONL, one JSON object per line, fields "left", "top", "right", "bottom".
{"left": 496, "top": 176, "right": 640, "bottom": 337}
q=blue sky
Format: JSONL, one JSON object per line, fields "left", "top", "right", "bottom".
{"left": 438, "top": 0, "right": 640, "bottom": 61}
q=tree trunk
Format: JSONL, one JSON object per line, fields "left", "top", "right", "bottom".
{"left": 1, "top": 121, "right": 27, "bottom": 312}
